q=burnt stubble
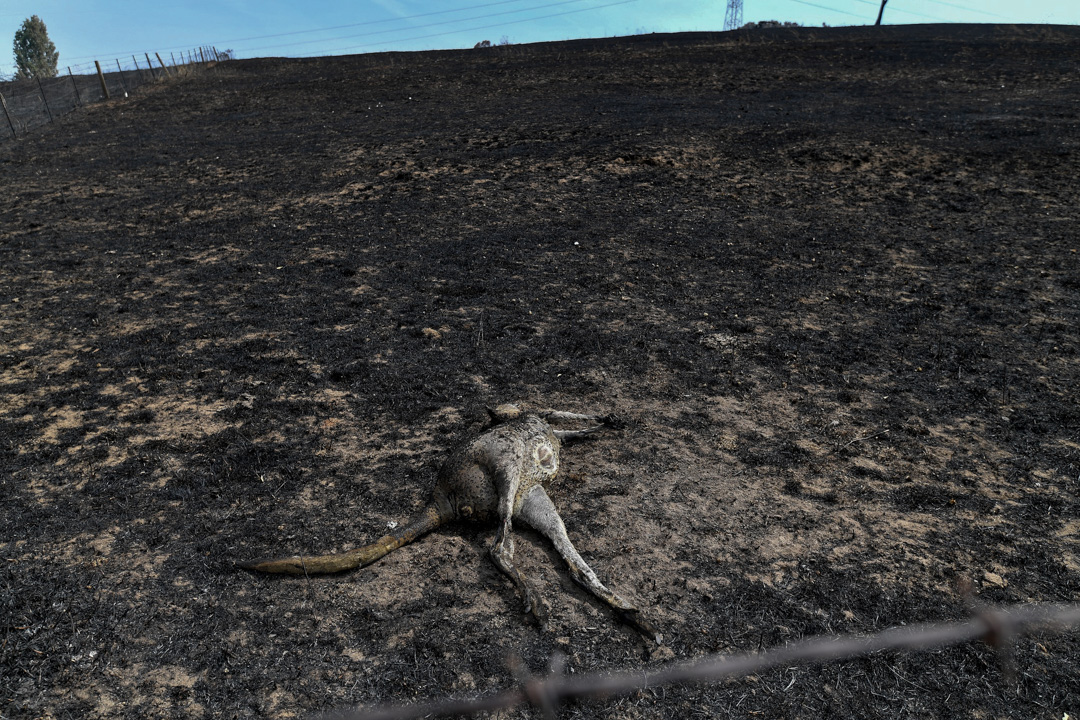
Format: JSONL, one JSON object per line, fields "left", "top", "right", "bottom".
{"left": 2, "top": 23, "right": 1078, "bottom": 719}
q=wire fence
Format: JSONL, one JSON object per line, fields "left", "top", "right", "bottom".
{"left": 0, "top": 46, "right": 224, "bottom": 142}
{"left": 321, "top": 601, "right": 1080, "bottom": 720}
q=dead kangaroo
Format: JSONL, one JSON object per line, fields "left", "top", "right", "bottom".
{"left": 240, "top": 404, "right": 661, "bottom": 643}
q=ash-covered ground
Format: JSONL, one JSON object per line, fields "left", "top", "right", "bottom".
{"left": 2, "top": 23, "right": 1079, "bottom": 719}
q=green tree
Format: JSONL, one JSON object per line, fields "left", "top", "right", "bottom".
{"left": 13, "top": 15, "right": 59, "bottom": 80}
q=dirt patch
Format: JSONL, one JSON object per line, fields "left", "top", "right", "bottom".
{"left": 2, "top": 23, "right": 1079, "bottom": 719}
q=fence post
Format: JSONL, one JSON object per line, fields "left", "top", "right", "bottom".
{"left": 156, "top": 52, "right": 172, "bottom": 77}
{"left": 145, "top": 53, "right": 157, "bottom": 80}
{"left": 115, "top": 58, "right": 129, "bottom": 96}
{"left": 36, "top": 76, "right": 54, "bottom": 122}
{"left": 95, "top": 60, "right": 110, "bottom": 99}
{"left": 0, "top": 92, "right": 17, "bottom": 139}
{"left": 67, "top": 67, "right": 83, "bottom": 105}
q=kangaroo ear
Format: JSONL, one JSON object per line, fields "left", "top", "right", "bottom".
{"left": 488, "top": 404, "right": 522, "bottom": 423}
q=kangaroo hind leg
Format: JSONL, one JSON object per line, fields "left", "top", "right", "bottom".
{"left": 541, "top": 410, "right": 618, "bottom": 442}
{"left": 517, "top": 485, "right": 662, "bottom": 644}
{"left": 540, "top": 410, "right": 607, "bottom": 424}
{"left": 551, "top": 426, "right": 605, "bottom": 442}
{"left": 488, "top": 469, "right": 550, "bottom": 622}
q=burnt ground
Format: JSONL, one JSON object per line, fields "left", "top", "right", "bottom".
{"left": 2, "top": 22, "right": 1079, "bottom": 719}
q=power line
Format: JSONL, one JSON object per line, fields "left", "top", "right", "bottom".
{"left": 57, "top": 0, "right": 612, "bottom": 63}
{"left": 209, "top": 0, "right": 556, "bottom": 46}
{"left": 858, "top": 0, "right": 951, "bottom": 22}
{"left": 898, "top": 0, "right": 1011, "bottom": 20}
{"left": 289, "top": 0, "right": 639, "bottom": 58}
{"left": 783, "top": 0, "right": 963, "bottom": 24}
{"left": 786, "top": 0, "right": 868, "bottom": 20}
{"left": 234, "top": 0, "right": 631, "bottom": 55}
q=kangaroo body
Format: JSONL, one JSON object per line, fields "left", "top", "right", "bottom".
{"left": 240, "top": 406, "right": 660, "bottom": 643}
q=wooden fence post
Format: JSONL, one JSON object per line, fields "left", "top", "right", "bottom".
{"left": 115, "top": 58, "right": 129, "bottom": 95}
{"left": 36, "top": 76, "right": 54, "bottom": 122}
{"left": 156, "top": 53, "right": 171, "bottom": 77}
{"left": 875, "top": 0, "right": 888, "bottom": 25}
{"left": 0, "top": 92, "right": 17, "bottom": 138}
{"left": 145, "top": 53, "right": 157, "bottom": 79}
{"left": 95, "top": 60, "right": 110, "bottom": 99}
{"left": 67, "top": 67, "right": 83, "bottom": 105}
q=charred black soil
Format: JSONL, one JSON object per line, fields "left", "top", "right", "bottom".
{"left": 2, "top": 23, "right": 1079, "bottom": 719}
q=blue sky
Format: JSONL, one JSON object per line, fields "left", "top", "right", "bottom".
{"left": 2, "top": 0, "right": 1078, "bottom": 77}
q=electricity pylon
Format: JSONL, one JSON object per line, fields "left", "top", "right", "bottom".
{"left": 724, "top": 0, "right": 743, "bottom": 31}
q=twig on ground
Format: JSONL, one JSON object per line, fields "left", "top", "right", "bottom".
{"left": 837, "top": 429, "right": 889, "bottom": 450}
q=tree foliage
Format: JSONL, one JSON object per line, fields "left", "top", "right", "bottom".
{"left": 13, "top": 15, "right": 59, "bottom": 80}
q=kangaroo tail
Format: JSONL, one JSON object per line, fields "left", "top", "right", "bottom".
{"left": 238, "top": 502, "right": 452, "bottom": 575}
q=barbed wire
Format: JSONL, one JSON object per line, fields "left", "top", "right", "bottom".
{"left": 0, "top": 48, "right": 222, "bottom": 142}
{"left": 320, "top": 602, "right": 1080, "bottom": 720}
